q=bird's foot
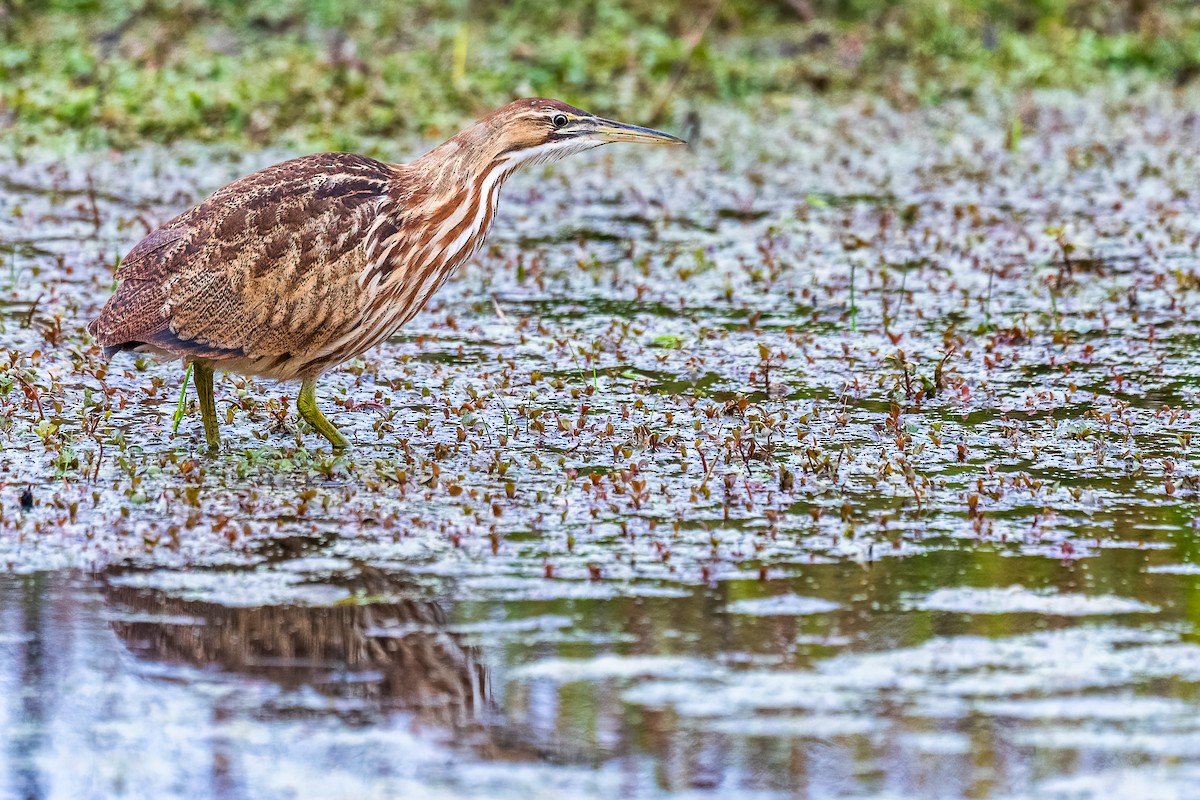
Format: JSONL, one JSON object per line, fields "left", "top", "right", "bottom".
{"left": 298, "top": 379, "right": 349, "bottom": 451}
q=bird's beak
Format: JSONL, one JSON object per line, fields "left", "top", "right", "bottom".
{"left": 587, "top": 117, "right": 686, "bottom": 146}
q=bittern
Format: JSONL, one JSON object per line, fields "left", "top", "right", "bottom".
{"left": 89, "top": 99, "right": 683, "bottom": 451}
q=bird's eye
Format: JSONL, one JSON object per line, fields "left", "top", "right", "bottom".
{"left": 552, "top": 114, "right": 568, "bottom": 129}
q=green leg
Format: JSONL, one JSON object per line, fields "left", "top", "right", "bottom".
{"left": 193, "top": 361, "right": 221, "bottom": 452}
{"left": 297, "top": 379, "right": 348, "bottom": 450}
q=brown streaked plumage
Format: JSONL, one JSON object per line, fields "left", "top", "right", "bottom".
{"left": 88, "top": 98, "right": 685, "bottom": 451}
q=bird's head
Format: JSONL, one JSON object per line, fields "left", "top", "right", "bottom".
{"left": 480, "top": 98, "right": 685, "bottom": 167}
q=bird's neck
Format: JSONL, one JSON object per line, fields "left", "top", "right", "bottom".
{"left": 404, "top": 125, "right": 515, "bottom": 197}
{"left": 399, "top": 136, "right": 517, "bottom": 261}
{"left": 363, "top": 134, "right": 516, "bottom": 322}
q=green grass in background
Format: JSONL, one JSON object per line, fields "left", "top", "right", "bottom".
{"left": 2, "top": 0, "right": 1199, "bottom": 150}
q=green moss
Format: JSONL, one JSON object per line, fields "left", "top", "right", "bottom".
{"left": 3, "top": 0, "right": 1200, "bottom": 150}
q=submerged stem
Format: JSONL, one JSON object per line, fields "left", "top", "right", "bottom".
{"left": 849, "top": 261, "right": 858, "bottom": 332}
{"left": 173, "top": 363, "right": 192, "bottom": 434}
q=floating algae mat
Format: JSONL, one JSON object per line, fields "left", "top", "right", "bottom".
{"left": 4, "top": 87, "right": 1200, "bottom": 797}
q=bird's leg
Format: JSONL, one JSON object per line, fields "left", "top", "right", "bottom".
{"left": 297, "top": 379, "right": 349, "bottom": 450}
{"left": 193, "top": 361, "right": 221, "bottom": 452}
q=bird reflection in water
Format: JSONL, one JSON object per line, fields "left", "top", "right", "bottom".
{"left": 104, "top": 566, "right": 492, "bottom": 740}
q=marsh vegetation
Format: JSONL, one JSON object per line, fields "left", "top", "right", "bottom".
{"left": 4, "top": 3, "right": 1200, "bottom": 798}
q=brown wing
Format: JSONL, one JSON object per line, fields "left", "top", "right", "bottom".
{"left": 89, "top": 152, "right": 393, "bottom": 362}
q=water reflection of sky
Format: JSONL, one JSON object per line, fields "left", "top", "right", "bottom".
{"left": 3, "top": 552, "right": 1200, "bottom": 799}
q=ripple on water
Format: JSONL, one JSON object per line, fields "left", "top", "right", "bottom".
{"left": 624, "top": 626, "right": 1200, "bottom": 717}
{"left": 108, "top": 569, "right": 353, "bottom": 606}
{"left": 725, "top": 593, "right": 841, "bottom": 616}
{"left": 902, "top": 585, "right": 1160, "bottom": 615}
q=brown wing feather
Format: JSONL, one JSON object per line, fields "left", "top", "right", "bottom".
{"left": 89, "top": 153, "right": 393, "bottom": 366}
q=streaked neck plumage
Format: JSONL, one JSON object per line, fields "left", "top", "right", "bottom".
{"left": 351, "top": 120, "right": 598, "bottom": 358}
{"left": 367, "top": 120, "right": 601, "bottom": 310}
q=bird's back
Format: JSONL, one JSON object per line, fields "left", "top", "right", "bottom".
{"left": 90, "top": 152, "right": 396, "bottom": 378}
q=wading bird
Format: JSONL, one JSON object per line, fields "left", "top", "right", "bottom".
{"left": 89, "top": 99, "right": 683, "bottom": 451}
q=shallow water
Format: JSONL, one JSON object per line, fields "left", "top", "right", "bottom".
{"left": 4, "top": 87, "right": 1200, "bottom": 797}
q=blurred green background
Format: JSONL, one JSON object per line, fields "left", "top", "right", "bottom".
{"left": 2, "top": 0, "right": 1198, "bottom": 150}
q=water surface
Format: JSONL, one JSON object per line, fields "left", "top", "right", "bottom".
{"left": 3, "top": 88, "right": 1200, "bottom": 797}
